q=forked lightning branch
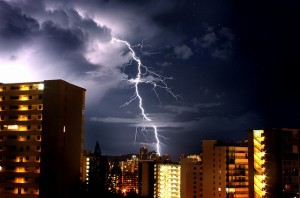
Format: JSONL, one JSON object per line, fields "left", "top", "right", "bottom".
{"left": 112, "top": 37, "right": 180, "bottom": 156}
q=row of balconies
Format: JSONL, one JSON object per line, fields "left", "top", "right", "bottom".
{"left": 0, "top": 175, "right": 40, "bottom": 188}
{"left": 0, "top": 104, "right": 43, "bottom": 111}
{"left": 0, "top": 145, "right": 41, "bottom": 153}
{"left": 0, "top": 95, "right": 43, "bottom": 102}
{"left": 0, "top": 155, "right": 41, "bottom": 162}
{"left": 0, "top": 115, "right": 42, "bottom": 121}
{"left": 0, "top": 166, "right": 40, "bottom": 173}
{"left": 0, "top": 83, "right": 44, "bottom": 92}
{"left": 0, "top": 135, "right": 41, "bottom": 142}
{"left": 0, "top": 125, "right": 42, "bottom": 131}
{"left": 0, "top": 186, "right": 39, "bottom": 196}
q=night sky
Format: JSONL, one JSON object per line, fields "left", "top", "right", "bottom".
{"left": 1, "top": 0, "right": 300, "bottom": 161}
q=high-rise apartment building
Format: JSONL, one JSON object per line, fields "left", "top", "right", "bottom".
{"left": 0, "top": 80, "right": 85, "bottom": 198}
{"left": 248, "top": 128, "right": 300, "bottom": 198}
{"left": 180, "top": 155, "right": 202, "bottom": 198}
{"left": 154, "top": 163, "right": 181, "bottom": 198}
{"left": 201, "top": 140, "right": 249, "bottom": 198}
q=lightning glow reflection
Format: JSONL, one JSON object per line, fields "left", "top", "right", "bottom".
{"left": 112, "top": 37, "right": 180, "bottom": 156}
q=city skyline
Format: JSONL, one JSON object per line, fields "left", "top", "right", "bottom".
{"left": 1, "top": 0, "right": 300, "bottom": 160}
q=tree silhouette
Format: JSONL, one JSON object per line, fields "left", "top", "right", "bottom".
{"left": 88, "top": 141, "right": 109, "bottom": 196}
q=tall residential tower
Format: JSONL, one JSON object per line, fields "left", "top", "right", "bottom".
{"left": 0, "top": 80, "right": 85, "bottom": 198}
{"left": 248, "top": 128, "right": 300, "bottom": 198}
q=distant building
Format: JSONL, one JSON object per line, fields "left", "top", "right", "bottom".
{"left": 119, "top": 155, "right": 139, "bottom": 195}
{"left": 154, "top": 162, "right": 181, "bottom": 198}
{"left": 201, "top": 140, "right": 249, "bottom": 198}
{"left": 140, "top": 146, "right": 148, "bottom": 160}
{"left": 0, "top": 80, "right": 85, "bottom": 198}
{"left": 81, "top": 150, "right": 92, "bottom": 184}
{"left": 108, "top": 159, "right": 122, "bottom": 193}
{"left": 248, "top": 128, "right": 300, "bottom": 198}
{"left": 180, "top": 155, "right": 202, "bottom": 198}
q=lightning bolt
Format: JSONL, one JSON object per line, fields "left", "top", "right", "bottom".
{"left": 112, "top": 37, "right": 180, "bottom": 156}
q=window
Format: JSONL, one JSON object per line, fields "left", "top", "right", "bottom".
{"left": 10, "top": 96, "right": 19, "bottom": 100}
{"left": 9, "top": 106, "right": 19, "bottom": 110}
{"left": 7, "top": 136, "right": 17, "bottom": 140}
{"left": 9, "top": 116, "right": 18, "bottom": 120}
{"left": 10, "top": 86, "right": 20, "bottom": 90}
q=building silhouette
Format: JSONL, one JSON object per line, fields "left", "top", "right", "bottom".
{"left": 0, "top": 80, "right": 85, "bottom": 198}
{"left": 248, "top": 128, "right": 300, "bottom": 198}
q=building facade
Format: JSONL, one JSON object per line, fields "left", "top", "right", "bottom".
{"left": 201, "top": 140, "right": 249, "bottom": 198}
{"left": 0, "top": 80, "right": 85, "bottom": 198}
{"left": 180, "top": 155, "right": 202, "bottom": 198}
{"left": 248, "top": 128, "right": 300, "bottom": 198}
{"left": 119, "top": 155, "right": 139, "bottom": 195}
{"left": 154, "top": 163, "right": 181, "bottom": 198}
{"left": 138, "top": 160, "right": 155, "bottom": 197}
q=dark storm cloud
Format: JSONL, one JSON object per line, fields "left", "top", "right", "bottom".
{"left": 41, "top": 21, "right": 85, "bottom": 51}
{"left": 192, "top": 25, "right": 236, "bottom": 59}
{"left": 0, "top": 1, "right": 39, "bottom": 52}
{"left": 43, "top": 8, "right": 112, "bottom": 42}
{"left": 0, "top": 0, "right": 114, "bottom": 77}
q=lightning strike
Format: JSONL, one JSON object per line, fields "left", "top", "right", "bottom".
{"left": 112, "top": 37, "right": 180, "bottom": 156}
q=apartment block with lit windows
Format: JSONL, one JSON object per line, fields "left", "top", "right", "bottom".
{"left": 154, "top": 163, "right": 181, "bottom": 198}
{"left": 0, "top": 80, "right": 85, "bottom": 198}
{"left": 119, "top": 155, "right": 139, "bottom": 195}
{"left": 201, "top": 140, "right": 249, "bottom": 198}
{"left": 81, "top": 150, "right": 92, "bottom": 185}
{"left": 248, "top": 128, "right": 300, "bottom": 198}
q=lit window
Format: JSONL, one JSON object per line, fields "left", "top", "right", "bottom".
{"left": 38, "top": 84, "right": 44, "bottom": 90}
{"left": 8, "top": 125, "right": 18, "bottom": 130}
